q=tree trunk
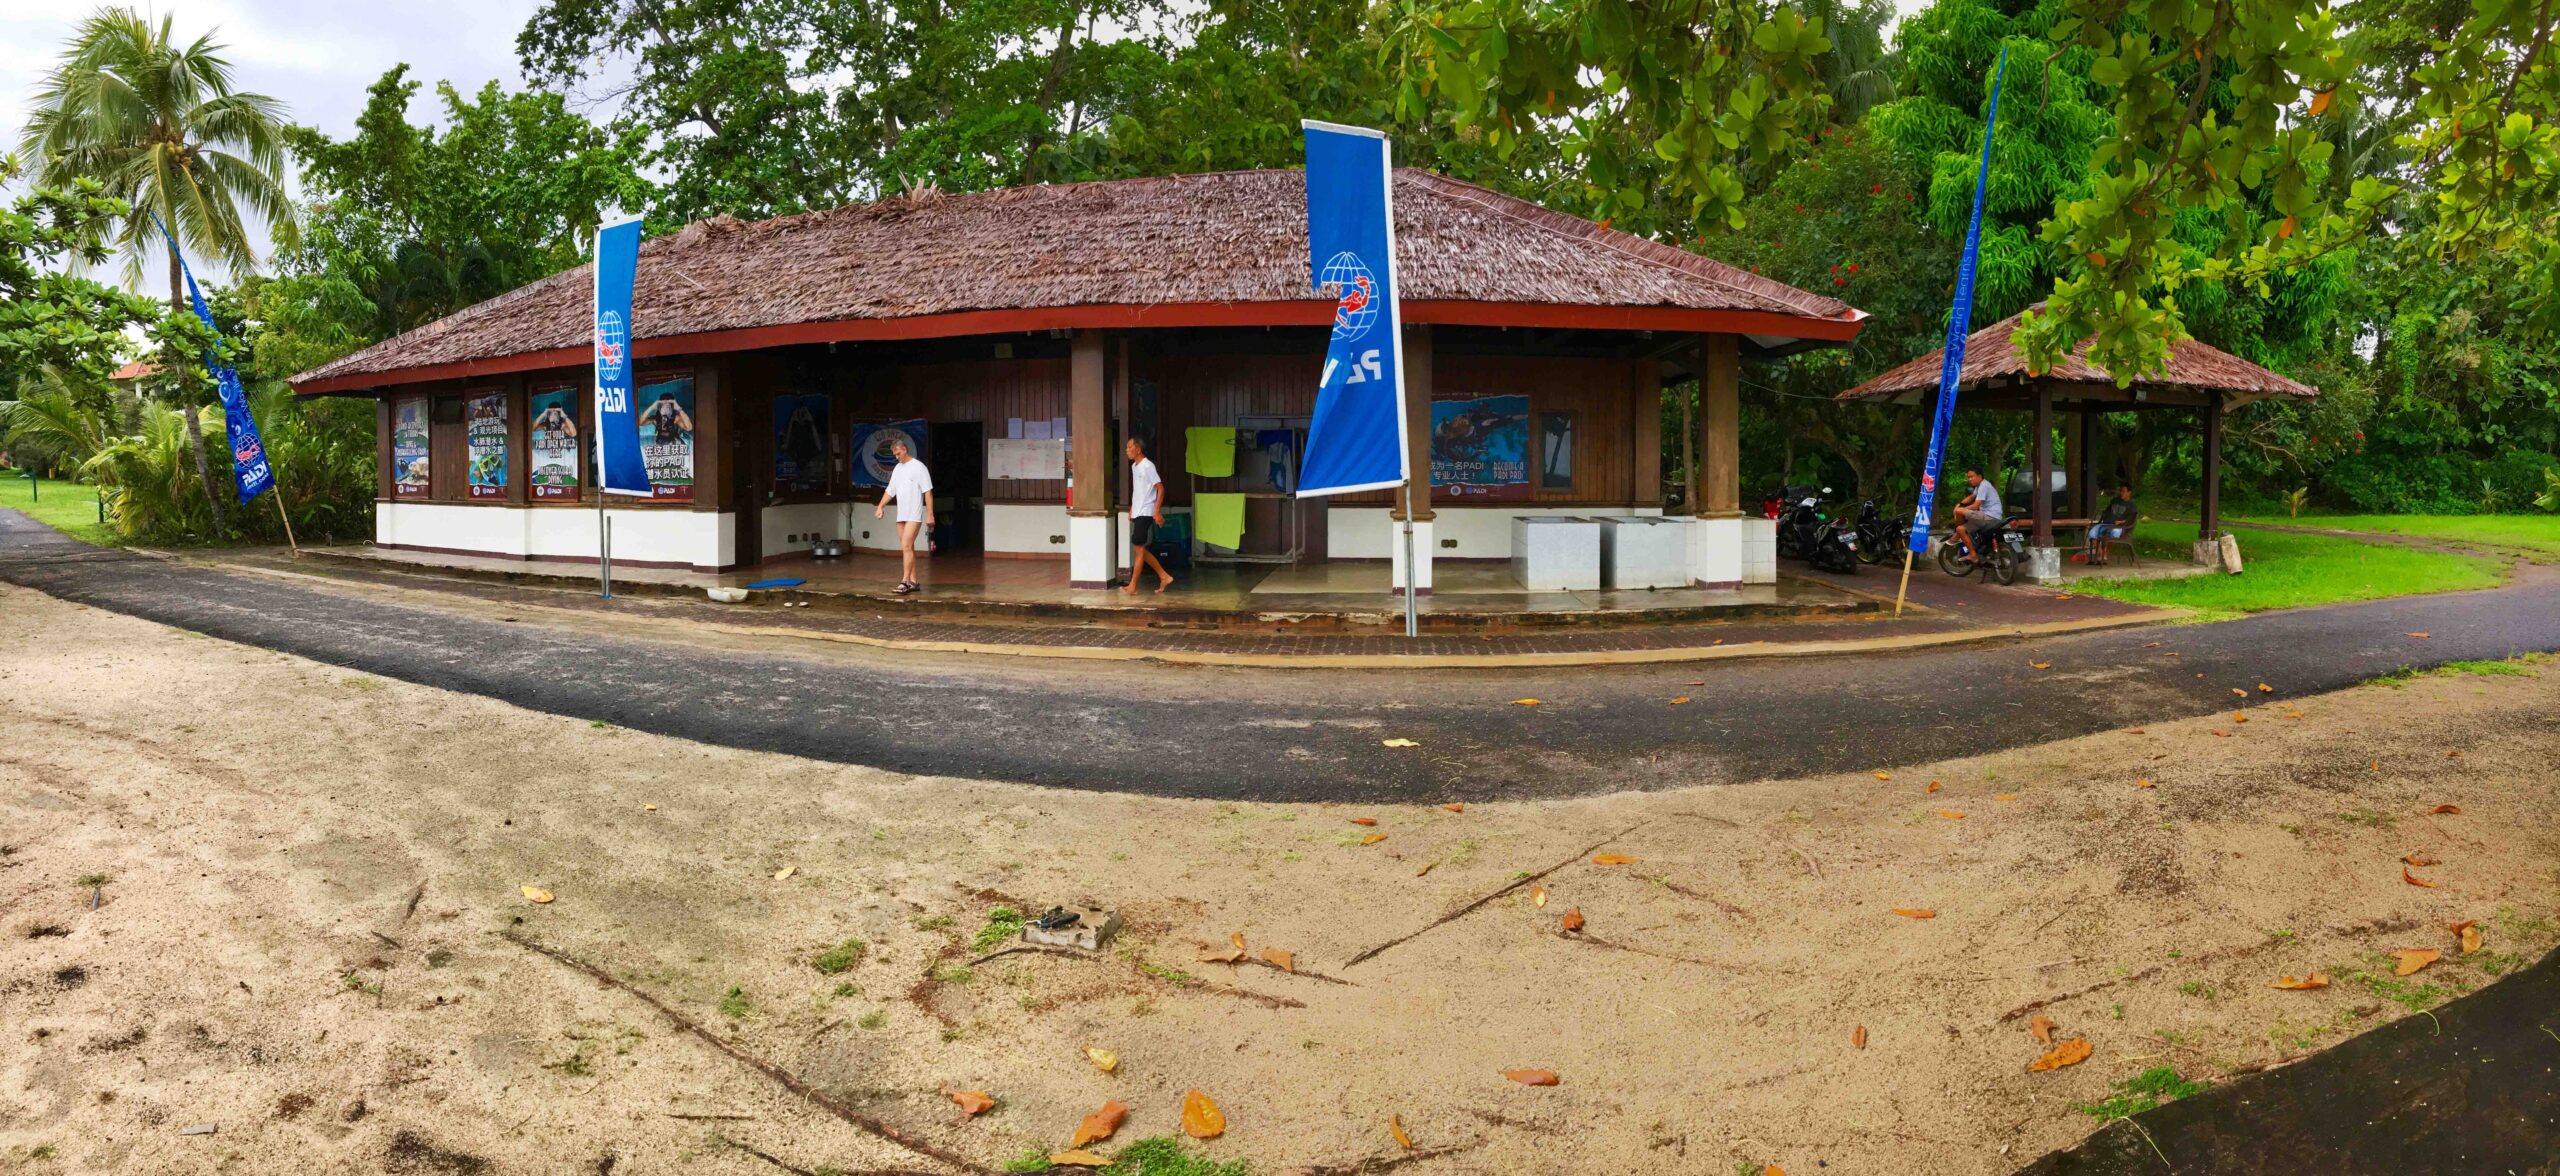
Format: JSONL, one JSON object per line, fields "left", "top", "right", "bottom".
{"left": 171, "top": 246, "right": 228, "bottom": 535}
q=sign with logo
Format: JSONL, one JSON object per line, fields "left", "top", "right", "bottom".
{"left": 1295, "top": 120, "right": 1409, "bottom": 498}
{"left": 774, "top": 393, "right": 830, "bottom": 494}
{"left": 147, "top": 211, "right": 274, "bottom": 505}
{"left": 1429, "top": 395, "right": 1529, "bottom": 499}
{"left": 528, "top": 388, "right": 582, "bottom": 500}
{"left": 392, "top": 397, "right": 430, "bottom": 497}
{"left": 634, "top": 375, "right": 695, "bottom": 501}
{"left": 1908, "top": 48, "right": 2009, "bottom": 555}
{"left": 466, "top": 391, "right": 508, "bottom": 498}
{"left": 592, "top": 213, "right": 652, "bottom": 497}
{"left": 852, "top": 419, "right": 928, "bottom": 488}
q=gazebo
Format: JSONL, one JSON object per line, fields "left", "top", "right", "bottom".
{"left": 1837, "top": 309, "right": 2317, "bottom": 581}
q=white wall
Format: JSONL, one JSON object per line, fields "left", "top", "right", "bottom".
{"left": 1325, "top": 504, "right": 1666, "bottom": 560}
{"left": 379, "top": 501, "right": 731, "bottom": 570}
{"left": 986, "top": 503, "right": 1071, "bottom": 556}
{"left": 760, "top": 502, "right": 851, "bottom": 559}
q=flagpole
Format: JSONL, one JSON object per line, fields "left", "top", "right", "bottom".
{"left": 1893, "top": 547, "right": 1913, "bottom": 618}
{"left": 272, "top": 486, "right": 299, "bottom": 555}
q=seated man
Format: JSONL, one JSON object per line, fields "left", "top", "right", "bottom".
{"left": 1950, "top": 467, "right": 2004, "bottom": 561}
{"left": 2089, "top": 481, "right": 2138, "bottom": 565}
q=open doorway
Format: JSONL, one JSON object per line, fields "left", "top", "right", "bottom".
{"left": 930, "top": 421, "right": 984, "bottom": 555}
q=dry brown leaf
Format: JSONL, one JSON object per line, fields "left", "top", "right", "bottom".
{"left": 2136, "top": 779, "right": 2155, "bottom": 789}
{"left": 1196, "top": 943, "right": 1245, "bottom": 964}
{"left": 1049, "top": 1150, "right": 1111, "bottom": 1168}
{"left": 1668, "top": 697, "right": 1691, "bottom": 705}
{"left": 1181, "top": 1089, "right": 1226, "bottom": 1139}
{"left": 1560, "top": 908, "right": 1585, "bottom": 932}
{"left": 773, "top": 865, "right": 797, "bottom": 881}
{"left": 1381, "top": 738, "right": 1419, "bottom": 748}
{"left": 2028, "top": 1015, "right": 2056, "bottom": 1043}
{"left": 1591, "top": 853, "right": 1638, "bottom": 865}
{"left": 1390, "top": 1114, "right": 1414, "bottom": 1150}
{"left": 2258, "top": 683, "right": 2275, "bottom": 692}
{"left": 642, "top": 803, "right": 658, "bottom": 812}
{"left": 1083, "top": 1046, "right": 1119, "bottom": 1073}
{"left": 1994, "top": 793, "right": 2018, "bottom": 802}
{"left": 2407, "top": 632, "right": 2430, "bottom": 638}
{"left": 1361, "top": 833, "right": 1388, "bottom": 845}
{"left": 1228, "top": 931, "right": 1246, "bottom": 951}
{"left": 1764, "top": 1167, "right": 1787, "bottom": 1176}
{"left": 1926, "top": 780, "right": 1942, "bottom": 793}
{"left": 1503, "top": 1069, "right": 1560, "bottom": 1086}
{"left": 1851, "top": 1025, "right": 1867, "bottom": 1049}
{"left": 2211, "top": 730, "right": 2231, "bottom": 738}
{"left": 2392, "top": 948, "right": 2441, "bottom": 976}
{"left": 1529, "top": 884, "right": 1548, "bottom": 908}
{"left": 1261, "top": 946, "right": 1294, "bottom": 973}
{"left": 520, "top": 885, "right": 554, "bottom": 904}
{"left": 2447, "top": 750, "right": 2465, "bottom": 759}
{"left": 2231, "top": 687, "right": 2248, "bottom": 697}
{"left": 2233, "top": 713, "right": 2249, "bottom": 723}
{"left": 2028, "top": 1038, "right": 2093, "bottom": 1072}
{"left": 2432, "top": 804, "right": 2463, "bottom": 814}
{"left": 1444, "top": 803, "right": 1466, "bottom": 813}
{"left": 2273, "top": 973, "right": 2330, "bottom": 990}
{"left": 1873, "top": 771, "right": 1893, "bottom": 780}
{"left": 1511, "top": 698, "right": 1541, "bottom": 706}
{"left": 2456, "top": 921, "right": 2483, "bottom": 955}
{"left": 2285, "top": 711, "right": 2304, "bottom": 719}
{"left": 2403, "top": 852, "right": 2439, "bottom": 867}
{"left": 2130, "top": 727, "right": 2147, "bottom": 734}
{"left": 1350, "top": 817, "right": 1378, "bottom": 826}
{"left": 945, "top": 1089, "right": 995, "bottom": 1116}
{"left": 1891, "top": 908, "right": 1937, "bottom": 920}
{"left": 2030, "top": 661, "right": 2052, "bottom": 670}
{"left": 1414, "top": 862, "right": 1434, "bottom": 877}
{"left": 1936, "top": 809, "right": 1966, "bottom": 820}
{"left": 1067, "top": 1100, "right": 1129, "bottom": 1148}
{"left": 2403, "top": 865, "right": 2437, "bottom": 888}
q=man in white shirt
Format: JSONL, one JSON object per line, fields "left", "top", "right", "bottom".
{"left": 873, "top": 440, "right": 933, "bottom": 595}
{"left": 1123, "top": 437, "right": 1173, "bottom": 594}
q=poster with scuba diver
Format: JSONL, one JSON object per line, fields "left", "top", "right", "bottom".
{"left": 392, "top": 396, "right": 430, "bottom": 497}
{"left": 774, "top": 393, "right": 830, "bottom": 494}
{"left": 634, "top": 375, "right": 696, "bottom": 501}
{"left": 465, "top": 391, "right": 508, "bottom": 497}
{"left": 527, "top": 387, "right": 582, "bottom": 500}
{"left": 1429, "top": 394, "right": 1530, "bottom": 500}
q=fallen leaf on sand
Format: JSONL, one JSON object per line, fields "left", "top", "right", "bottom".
{"left": 2393, "top": 948, "right": 2441, "bottom": 976}
{"left": 1561, "top": 908, "right": 1585, "bottom": 932}
{"left": 1891, "top": 908, "right": 1937, "bottom": 919}
{"left": 1995, "top": 793, "right": 2018, "bottom": 802}
{"left": 2407, "top": 632, "right": 2430, "bottom": 639}
{"left": 1084, "top": 1047, "right": 1119, "bottom": 1073}
{"left": 1874, "top": 771, "right": 1893, "bottom": 780}
{"left": 2029, "top": 1038, "right": 2093, "bottom": 1072}
{"left": 1503, "top": 1069, "right": 1560, "bottom": 1086}
{"left": 2259, "top": 683, "right": 2275, "bottom": 693}
{"left": 1229, "top": 931, "right": 1247, "bottom": 951}
{"left": 1068, "top": 1100, "right": 1129, "bottom": 1148}
{"left": 1687, "top": 680, "right": 1705, "bottom": 686}
{"left": 1669, "top": 697, "right": 1691, "bottom": 705}
{"left": 2273, "top": 973, "right": 2330, "bottom": 990}
{"left": 2232, "top": 687, "right": 2249, "bottom": 697}
{"left": 1444, "top": 803, "right": 1466, "bottom": 813}
{"left": 2432, "top": 804, "right": 2463, "bottom": 814}
{"left": 1592, "top": 853, "right": 1637, "bottom": 865}
{"left": 2233, "top": 713, "right": 2249, "bottom": 723}
{"left": 2031, "top": 662, "right": 2051, "bottom": 670}
{"left": 1852, "top": 1025, "right": 1867, "bottom": 1049}
{"left": 2137, "top": 779, "right": 2155, "bottom": 789}
{"left": 1391, "top": 1115, "right": 1414, "bottom": 1150}
{"left": 1197, "top": 943, "right": 1245, "bottom": 964}
{"left": 2211, "top": 730, "right": 2230, "bottom": 738}
{"left": 1530, "top": 885, "right": 1549, "bottom": 908}
{"left": 1181, "top": 1089, "right": 1225, "bottom": 1139}
{"left": 1050, "top": 1150, "right": 1111, "bottom": 1167}
{"left": 1361, "top": 833, "right": 1388, "bottom": 845}
{"left": 2456, "top": 921, "right": 2483, "bottom": 955}
{"left": 2447, "top": 750, "right": 2464, "bottom": 759}
{"left": 1937, "top": 810, "right": 1966, "bottom": 820}
{"left": 642, "top": 803, "right": 658, "bottom": 812}
{"left": 2403, "top": 853, "right": 2439, "bottom": 867}
{"left": 2403, "top": 866, "right": 2437, "bottom": 887}
{"left": 1512, "top": 698, "right": 1541, "bottom": 706}
{"left": 1765, "top": 1167, "right": 1787, "bottom": 1176}
{"left": 2285, "top": 711, "right": 2304, "bottom": 719}
{"left": 1350, "top": 817, "right": 1377, "bottom": 826}
{"left": 1414, "top": 863, "right": 1433, "bottom": 877}
{"left": 946, "top": 1089, "right": 995, "bottom": 1116}
{"left": 1927, "top": 780, "right": 1942, "bottom": 793}
{"left": 2130, "top": 728, "right": 2147, "bottom": 735}
{"left": 773, "top": 865, "right": 797, "bottom": 881}
{"left": 520, "top": 886, "right": 554, "bottom": 904}
{"left": 2029, "top": 1015, "right": 2056, "bottom": 1043}
{"left": 1382, "top": 738, "right": 1419, "bottom": 748}
{"left": 2143, "top": 642, "right": 2161, "bottom": 648}
{"left": 1261, "top": 946, "right": 1295, "bottom": 973}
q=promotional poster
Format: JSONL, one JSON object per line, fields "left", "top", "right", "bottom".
{"left": 392, "top": 397, "right": 430, "bottom": 496}
{"left": 1429, "top": 394, "right": 1530, "bottom": 500}
{"left": 774, "top": 393, "right": 830, "bottom": 494}
{"left": 634, "top": 375, "right": 696, "bottom": 501}
{"left": 528, "top": 388, "right": 581, "bottom": 500}
{"left": 852, "top": 419, "right": 928, "bottom": 488}
{"left": 466, "top": 391, "right": 508, "bottom": 498}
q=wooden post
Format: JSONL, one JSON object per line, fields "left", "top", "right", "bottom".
{"left": 1070, "top": 332, "right": 1110, "bottom": 518}
{"left": 2031, "top": 387, "right": 2054, "bottom": 548}
{"left": 2200, "top": 391, "right": 2224, "bottom": 541}
{"left": 1696, "top": 335, "right": 1740, "bottom": 518}
{"left": 1679, "top": 376, "right": 1696, "bottom": 512}
{"left": 1631, "top": 360, "right": 1661, "bottom": 507}
{"left": 1393, "top": 324, "right": 1434, "bottom": 524}
{"left": 2073, "top": 407, "right": 2096, "bottom": 517}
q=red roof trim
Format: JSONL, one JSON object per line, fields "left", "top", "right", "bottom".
{"left": 293, "top": 300, "right": 1862, "bottom": 394}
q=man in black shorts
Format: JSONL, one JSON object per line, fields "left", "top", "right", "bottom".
{"left": 1123, "top": 437, "right": 1172, "bottom": 594}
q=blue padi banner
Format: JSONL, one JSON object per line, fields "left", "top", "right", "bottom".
{"left": 1908, "top": 47, "right": 2010, "bottom": 555}
{"left": 1296, "top": 120, "right": 1409, "bottom": 498}
{"left": 150, "top": 214, "right": 273, "bottom": 504}
{"left": 592, "top": 214, "right": 653, "bottom": 497}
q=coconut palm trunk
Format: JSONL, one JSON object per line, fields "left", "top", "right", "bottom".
{"left": 171, "top": 249, "right": 228, "bottom": 534}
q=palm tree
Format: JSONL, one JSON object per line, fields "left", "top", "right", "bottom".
{"left": 20, "top": 7, "right": 298, "bottom": 533}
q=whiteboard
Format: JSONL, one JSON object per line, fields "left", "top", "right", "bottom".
{"left": 987, "top": 437, "right": 1067, "bottom": 480}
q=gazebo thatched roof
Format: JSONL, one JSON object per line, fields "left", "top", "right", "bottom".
{"left": 294, "top": 168, "right": 1867, "bottom": 394}
{"left": 1836, "top": 309, "right": 2317, "bottom": 411}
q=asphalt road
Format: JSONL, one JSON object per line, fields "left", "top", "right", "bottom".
{"left": 7, "top": 510, "right": 2557, "bottom": 802}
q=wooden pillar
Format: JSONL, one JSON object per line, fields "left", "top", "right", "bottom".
{"left": 2072, "top": 407, "right": 2095, "bottom": 517}
{"left": 1392, "top": 324, "right": 1434, "bottom": 522}
{"left": 1631, "top": 359, "right": 1663, "bottom": 508}
{"left": 2031, "top": 386, "right": 2054, "bottom": 546}
{"left": 692, "top": 359, "right": 727, "bottom": 513}
{"left": 2200, "top": 392, "right": 2224, "bottom": 540}
{"left": 375, "top": 395, "right": 394, "bottom": 502}
{"left": 1069, "top": 331, "right": 1110, "bottom": 517}
{"left": 1696, "top": 334, "right": 1740, "bottom": 517}
{"left": 504, "top": 374, "right": 529, "bottom": 506}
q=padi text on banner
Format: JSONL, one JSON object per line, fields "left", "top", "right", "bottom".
{"left": 592, "top": 213, "right": 653, "bottom": 497}
{"left": 1294, "top": 120, "right": 1410, "bottom": 499}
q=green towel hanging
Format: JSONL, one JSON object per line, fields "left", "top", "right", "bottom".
{"left": 1184, "top": 426, "right": 1237, "bottom": 477}
{"left": 1194, "top": 493, "right": 1248, "bottom": 549}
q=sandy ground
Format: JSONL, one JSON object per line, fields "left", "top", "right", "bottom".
{"left": 3, "top": 582, "right": 2556, "bottom": 1176}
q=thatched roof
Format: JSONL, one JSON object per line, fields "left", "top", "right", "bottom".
{"left": 1837, "top": 309, "right": 2316, "bottom": 410}
{"left": 293, "top": 169, "right": 1864, "bottom": 392}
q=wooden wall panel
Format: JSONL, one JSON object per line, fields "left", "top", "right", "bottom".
{"left": 873, "top": 357, "right": 1070, "bottom": 503}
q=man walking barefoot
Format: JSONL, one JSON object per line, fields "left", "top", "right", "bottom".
{"left": 1123, "top": 437, "right": 1173, "bottom": 594}
{"left": 874, "top": 440, "right": 933, "bottom": 595}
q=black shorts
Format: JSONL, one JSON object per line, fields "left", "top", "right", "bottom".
{"left": 1129, "top": 517, "right": 1156, "bottom": 546}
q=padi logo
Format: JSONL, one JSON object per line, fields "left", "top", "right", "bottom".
{"left": 596, "top": 309, "right": 628, "bottom": 379}
{"left": 1317, "top": 251, "right": 1379, "bottom": 342}
{"left": 1920, "top": 473, "right": 1937, "bottom": 493}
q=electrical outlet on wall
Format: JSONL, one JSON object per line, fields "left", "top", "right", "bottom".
{"left": 1441, "top": 538, "right": 1458, "bottom": 548}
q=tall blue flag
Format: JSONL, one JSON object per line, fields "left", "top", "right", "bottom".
{"left": 592, "top": 213, "right": 653, "bottom": 497}
{"left": 1907, "top": 47, "right": 2009, "bottom": 554}
{"left": 148, "top": 213, "right": 273, "bottom": 504}
{"left": 1296, "top": 121, "right": 1410, "bottom": 498}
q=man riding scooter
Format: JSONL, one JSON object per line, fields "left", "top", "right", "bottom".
{"left": 1950, "top": 467, "right": 2004, "bottom": 563}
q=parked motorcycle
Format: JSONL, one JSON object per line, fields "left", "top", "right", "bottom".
{"left": 1852, "top": 499, "right": 1907, "bottom": 566}
{"left": 1776, "top": 487, "right": 1862, "bottom": 574}
{"left": 1936, "top": 517, "right": 2025, "bottom": 586}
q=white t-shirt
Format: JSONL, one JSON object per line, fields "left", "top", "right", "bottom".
{"left": 886, "top": 459, "right": 933, "bottom": 523}
{"left": 1129, "top": 457, "right": 1162, "bottom": 519}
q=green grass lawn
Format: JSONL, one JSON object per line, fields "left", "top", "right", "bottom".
{"left": 2224, "top": 511, "right": 2560, "bottom": 559}
{"left": 2070, "top": 520, "right": 2509, "bottom": 620}
{"left": 0, "top": 475, "right": 116, "bottom": 546}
